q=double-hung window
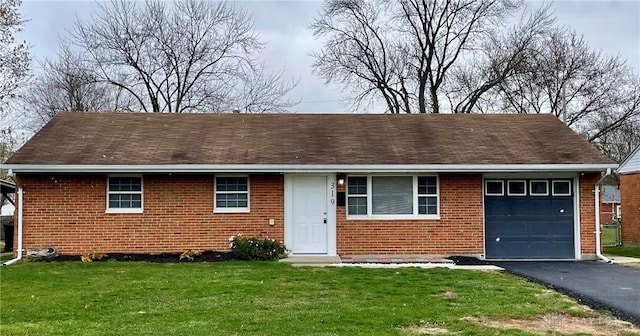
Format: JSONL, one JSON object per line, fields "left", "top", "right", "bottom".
{"left": 107, "top": 176, "right": 143, "bottom": 213}
{"left": 215, "top": 176, "right": 250, "bottom": 213}
{"left": 346, "top": 175, "right": 439, "bottom": 219}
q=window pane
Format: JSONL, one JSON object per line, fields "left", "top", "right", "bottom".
{"left": 216, "top": 193, "right": 248, "bottom": 208}
{"left": 485, "top": 181, "right": 503, "bottom": 195}
{"left": 418, "top": 196, "right": 437, "bottom": 215}
{"left": 347, "top": 177, "right": 367, "bottom": 195}
{"left": 508, "top": 181, "right": 526, "bottom": 195}
{"left": 418, "top": 176, "right": 437, "bottom": 195}
{"left": 553, "top": 181, "right": 571, "bottom": 195}
{"left": 216, "top": 177, "right": 248, "bottom": 192}
{"left": 109, "top": 177, "right": 142, "bottom": 192}
{"left": 347, "top": 197, "right": 367, "bottom": 215}
{"left": 530, "top": 181, "right": 548, "bottom": 195}
{"left": 371, "top": 176, "right": 412, "bottom": 214}
{"left": 109, "top": 193, "right": 142, "bottom": 209}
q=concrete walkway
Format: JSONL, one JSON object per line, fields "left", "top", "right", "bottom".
{"left": 606, "top": 255, "right": 640, "bottom": 265}
{"left": 279, "top": 255, "right": 502, "bottom": 270}
{"left": 496, "top": 261, "right": 640, "bottom": 325}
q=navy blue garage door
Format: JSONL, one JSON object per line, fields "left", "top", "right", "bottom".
{"left": 485, "top": 179, "right": 575, "bottom": 259}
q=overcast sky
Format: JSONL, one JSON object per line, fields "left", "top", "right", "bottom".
{"left": 18, "top": 0, "right": 640, "bottom": 113}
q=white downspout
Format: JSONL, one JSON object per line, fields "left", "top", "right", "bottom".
{"left": 3, "top": 182, "right": 23, "bottom": 266}
{"left": 594, "top": 168, "right": 612, "bottom": 263}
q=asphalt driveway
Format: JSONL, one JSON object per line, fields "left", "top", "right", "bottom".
{"left": 496, "top": 261, "right": 640, "bottom": 324}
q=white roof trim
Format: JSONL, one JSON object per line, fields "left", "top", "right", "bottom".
{"left": 2, "top": 163, "right": 618, "bottom": 173}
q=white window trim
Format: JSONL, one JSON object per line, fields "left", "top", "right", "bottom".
{"left": 552, "top": 180, "right": 572, "bottom": 196}
{"left": 106, "top": 174, "right": 144, "bottom": 214}
{"left": 507, "top": 180, "right": 527, "bottom": 196}
{"left": 346, "top": 174, "right": 440, "bottom": 220}
{"left": 214, "top": 175, "right": 250, "bottom": 213}
{"left": 485, "top": 180, "right": 504, "bottom": 196}
{"left": 529, "top": 180, "right": 549, "bottom": 196}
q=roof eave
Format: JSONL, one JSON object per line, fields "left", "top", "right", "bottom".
{"left": 2, "top": 163, "right": 619, "bottom": 174}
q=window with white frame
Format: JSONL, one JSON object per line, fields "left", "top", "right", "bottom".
{"left": 417, "top": 176, "right": 438, "bottom": 215}
{"left": 507, "top": 180, "right": 526, "bottom": 196}
{"left": 552, "top": 180, "right": 572, "bottom": 196}
{"left": 347, "top": 176, "right": 367, "bottom": 215}
{"left": 346, "top": 175, "right": 439, "bottom": 218}
{"left": 107, "top": 176, "right": 143, "bottom": 213}
{"left": 485, "top": 180, "right": 504, "bottom": 196}
{"left": 215, "top": 176, "right": 249, "bottom": 212}
{"left": 529, "top": 180, "right": 549, "bottom": 196}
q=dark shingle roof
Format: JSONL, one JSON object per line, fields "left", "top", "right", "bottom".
{"left": 5, "top": 112, "right": 613, "bottom": 165}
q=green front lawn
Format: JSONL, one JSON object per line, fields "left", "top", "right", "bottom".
{"left": 0, "top": 262, "right": 597, "bottom": 335}
{"left": 605, "top": 245, "right": 640, "bottom": 258}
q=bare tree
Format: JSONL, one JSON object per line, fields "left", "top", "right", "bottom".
{"left": 446, "top": 5, "right": 555, "bottom": 113}
{"left": 480, "top": 26, "right": 640, "bottom": 155}
{"left": 311, "top": 0, "right": 528, "bottom": 113}
{"left": 581, "top": 75, "right": 640, "bottom": 161}
{"left": 23, "top": 46, "right": 122, "bottom": 129}
{"left": 0, "top": 0, "right": 29, "bottom": 119}
{"left": 592, "top": 115, "right": 640, "bottom": 162}
{"left": 0, "top": 0, "right": 29, "bottom": 169}
{"left": 69, "top": 0, "right": 298, "bottom": 113}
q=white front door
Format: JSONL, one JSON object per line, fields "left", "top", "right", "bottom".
{"left": 292, "top": 175, "right": 328, "bottom": 254}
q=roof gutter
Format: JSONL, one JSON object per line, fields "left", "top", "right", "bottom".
{"left": 594, "top": 168, "right": 613, "bottom": 263}
{"left": 1, "top": 163, "right": 619, "bottom": 174}
{"left": 3, "top": 171, "right": 23, "bottom": 266}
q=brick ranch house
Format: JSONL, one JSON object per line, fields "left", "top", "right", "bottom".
{"left": 618, "top": 145, "right": 640, "bottom": 245}
{"left": 1, "top": 112, "right": 618, "bottom": 261}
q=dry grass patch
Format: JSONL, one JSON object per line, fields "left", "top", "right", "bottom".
{"left": 463, "top": 314, "right": 640, "bottom": 335}
{"left": 438, "top": 291, "right": 457, "bottom": 299}
{"left": 399, "top": 320, "right": 450, "bottom": 335}
{"left": 400, "top": 325, "right": 449, "bottom": 335}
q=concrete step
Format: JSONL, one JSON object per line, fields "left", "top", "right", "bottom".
{"left": 279, "top": 255, "right": 342, "bottom": 265}
{"left": 340, "top": 254, "right": 454, "bottom": 264}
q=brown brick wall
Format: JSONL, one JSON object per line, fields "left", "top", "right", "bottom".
{"left": 336, "top": 174, "right": 485, "bottom": 255}
{"left": 15, "top": 174, "right": 284, "bottom": 255}
{"left": 620, "top": 173, "right": 640, "bottom": 244}
{"left": 13, "top": 172, "right": 604, "bottom": 258}
{"left": 579, "top": 173, "right": 600, "bottom": 256}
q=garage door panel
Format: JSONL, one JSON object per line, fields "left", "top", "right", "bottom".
{"left": 486, "top": 220, "right": 528, "bottom": 236}
{"left": 534, "top": 220, "right": 573, "bottom": 235}
{"left": 549, "top": 222, "right": 574, "bottom": 235}
{"left": 508, "top": 198, "right": 532, "bottom": 216}
{"left": 551, "top": 241, "right": 575, "bottom": 257}
{"left": 485, "top": 179, "right": 575, "bottom": 260}
{"left": 527, "top": 199, "right": 553, "bottom": 216}
{"left": 485, "top": 198, "right": 507, "bottom": 216}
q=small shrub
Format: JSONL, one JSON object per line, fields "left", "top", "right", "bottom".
{"left": 229, "top": 234, "right": 287, "bottom": 261}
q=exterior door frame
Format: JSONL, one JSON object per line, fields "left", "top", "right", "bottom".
{"left": 482, "top": 172, "right": 581, "bottom": 260}
{"left": 284, "top": 173, "right": 337, "bottom": 256}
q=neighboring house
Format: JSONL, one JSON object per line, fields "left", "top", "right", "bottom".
{"left": 617, "top": 145, "right": 640, "bottom": 245}
{"left": 1, "top": 112, "right": 617, "bottom": 260}
{"left": 600, "top": 185, "right": 621, "bottom": 225}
